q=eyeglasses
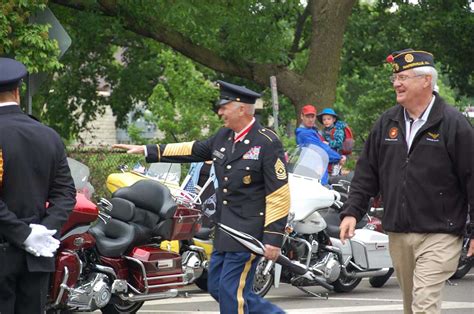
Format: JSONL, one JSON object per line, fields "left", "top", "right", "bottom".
{"left": 389, "top": 74, "right": 425, "bottom": 83}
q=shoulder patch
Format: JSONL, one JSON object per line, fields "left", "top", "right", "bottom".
{"left": 274, "top": 158, "right": 287, "bottom": 180}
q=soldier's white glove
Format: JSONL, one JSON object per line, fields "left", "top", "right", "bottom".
{"left": 23, "top": 224, "right": 60, "bottom": 257}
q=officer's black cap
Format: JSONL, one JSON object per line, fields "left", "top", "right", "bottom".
{"left": 216, "top": 80, "right": 261, "bottom": 106}
{"left": 386, "top": 48, "right": 434, "bottom": 73}
{"left": 0, "top": 58, "right": 27, "bottom": 92}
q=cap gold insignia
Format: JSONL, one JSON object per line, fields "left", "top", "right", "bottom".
{"left": 243, "top": 175, "right": 251, "bottom": 184}
{"left": 392, "top": 63, "right": 399, "bottom": 72}
{"left": 274, "top": 158, "right": 287, "bottom": 180}
{"left": 389, "top": 127, "right": 398, "bottom": 139}
{"left": 404, "top": 53, "right": 414, "bottom": 63}
{"left": 427, "top": 132, "right": 440, "bottom": 139}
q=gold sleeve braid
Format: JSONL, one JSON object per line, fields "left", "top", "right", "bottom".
{"left": 162, "top": 141, "right": 195, "bottom": 157}
{"left": 0, "top": 149, "right": 3, "bottom": 188}
{"left": 264, "top": 183, "right": 290, "bottom": 227}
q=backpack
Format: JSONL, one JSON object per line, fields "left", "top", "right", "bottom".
{"left": 330, "top": 125, "right": 354, "bottom": 155}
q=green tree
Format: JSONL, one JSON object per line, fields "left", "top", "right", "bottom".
{"left": 50, "top": 0, "right": 356, "bottom": 115}
{"left": 336, "top": 0, "right": 474, "bottom": 146}
{"left": 147, "top": 49, "right": 221, "bottom": 142}
{"left": 0, "top": 1, "right": 62, "bottom": 72}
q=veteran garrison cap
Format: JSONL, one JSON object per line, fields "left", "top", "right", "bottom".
{"left": 386, "top": 48, "right": 434, "bottom": 73}
{"left": 216, "top": 80, "right": 261, "bottom": 106}
{"left": 0, "top": 57, "right": 28, "bottom": 92}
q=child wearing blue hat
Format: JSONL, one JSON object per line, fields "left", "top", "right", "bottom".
{"left": 317, "top": 108, "right": 348, "bottom": 175}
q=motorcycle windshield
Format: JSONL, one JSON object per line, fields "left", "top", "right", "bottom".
{"left": 67, "top": 157, "right": 90, "bottom": 191}
{"left": 287, "top": 144, "right": 329, "bottom": 180}
{"left": 146, "top": 163, "right": 181, "bottom": 185}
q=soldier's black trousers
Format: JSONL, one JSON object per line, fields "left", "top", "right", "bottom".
{"left": 0, "top": 244, "right": 50, "bottom": 314}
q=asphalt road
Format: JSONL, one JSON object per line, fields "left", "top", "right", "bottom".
{"left": 132, "top": 269, "right": 474, "bottom": 314}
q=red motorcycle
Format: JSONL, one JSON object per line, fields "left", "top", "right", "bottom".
{"left": 46, "top": 159, "right": 202, "bottom": 313}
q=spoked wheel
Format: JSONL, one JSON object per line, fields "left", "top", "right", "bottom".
{"left": 252, "top": 257, "right": 274, "bottom": 297}
{"left": 332, "top": 264, "right": 362, "bottom": 293}
{"left": 101, "top": 300, "right": 144, "bottom": 314}
{"left": 369, "top": 267, "right": 394, "bottom": 288}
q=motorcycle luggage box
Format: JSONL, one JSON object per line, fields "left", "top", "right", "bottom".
{"left": 350, "top": 229, "right": 392, "bottom": 269}
{"left": 128, "top": 245, "right": 183, "bottom": 293}
{"left": 154, "top": 205, "right": 202, "bottom": 240}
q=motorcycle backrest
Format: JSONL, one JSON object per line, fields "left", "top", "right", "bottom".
{"left": 108, "top": 196, "right": 160, "bottom": 232}
{"left": 109, "top": 198, "right": 136, "bottom": 221}
{"left": 112, "top": 179, "right": 177, "bottom": 219}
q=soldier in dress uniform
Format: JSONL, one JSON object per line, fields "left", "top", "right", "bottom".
{"left": 114, "top": 80, "right": 289, "bottom": 313}
{"left": 0, "top": 58, "right": 76, "bottom": 312}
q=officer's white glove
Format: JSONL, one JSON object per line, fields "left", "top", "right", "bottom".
{"left": 23, "top": 224, "right": 60, "bottom": 257}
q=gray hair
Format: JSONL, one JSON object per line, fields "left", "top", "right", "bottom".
{"left": 234, "top": 101, "right": 255, "bottom": 116}
{"left": 413, "top": 66, "right": 438, "bottom": 91}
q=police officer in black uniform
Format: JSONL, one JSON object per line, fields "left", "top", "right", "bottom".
{"left": 0, "top": 58, "right": 76, "bottom": 312}
{"left": 114, "top": 80, "right": 289, "bottom": 313}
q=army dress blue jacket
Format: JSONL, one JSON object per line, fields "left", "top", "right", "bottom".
{"left": 145, "top": 121, "right": 290, "bottom": 251}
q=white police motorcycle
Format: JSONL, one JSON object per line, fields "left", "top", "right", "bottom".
{"left": 252, "top": 144, "right": 393, "bottom": 297}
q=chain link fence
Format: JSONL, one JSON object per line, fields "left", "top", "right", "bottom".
{"left": 67, "top": 147, "right": 146, "bottom": 200}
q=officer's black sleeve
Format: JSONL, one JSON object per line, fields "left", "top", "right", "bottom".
{"left": 41, "top": 145, "right": 77, "bottom": 232}
{"left": 340, "top": 116, "right": 382, "bottom": 222}
{"left": 145, "top": 136, "right": 214, "bottom": 164}
{"left": 0, "top": 152, "right": 30, "bottom": 245}
{"left": 261, "top": 135, "right": 290, "bottom": 247}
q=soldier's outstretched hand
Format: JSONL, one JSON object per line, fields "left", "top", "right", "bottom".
{"left": 113, "top": 144, "right": 145, "bottom": 155}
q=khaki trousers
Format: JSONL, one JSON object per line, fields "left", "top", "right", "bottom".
{"left": 388, "top": 232, "right": 462, "bottom": 314}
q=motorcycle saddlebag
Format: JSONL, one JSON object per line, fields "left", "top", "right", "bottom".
{"left": 351, "top": 229, "right": 392, "bottom": 269}
{"left": 128, "top": 245, "right": 183, "bottom": 293}
{"left": 153, "top": 205, "right": 202, "bottom": 240}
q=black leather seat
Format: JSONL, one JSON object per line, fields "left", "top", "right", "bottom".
{"left": 89, "top": 219, "right": 135, "bottom": 257}
{"left": 113, "top": 180, "right": 177, "bottom": 219}
{"left": 321, "top": 207, "right": 368, "bottom": 238}
{"left": 90, "top": 198, "right": 152, "bottom": 257}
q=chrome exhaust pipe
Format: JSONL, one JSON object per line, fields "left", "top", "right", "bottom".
{"left": 118, "top": 289, "right": 179, "bottom": 302}
{"left": 342, "top": 267, "right": 391, "bottom": 278}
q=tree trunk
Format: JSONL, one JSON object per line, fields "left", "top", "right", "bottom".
{"left": 53, "top": 0, "right": 356, "bottom": 118}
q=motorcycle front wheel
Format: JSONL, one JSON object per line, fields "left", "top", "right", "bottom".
{"left": 101, "top": 301, "right": 144, "bottom": 314}
{"left": 252, "top": 258, "right": 274, "bottom": 297}
{"left": 332, "top": 264, "right": 362, "bottom": 293}
{"left": 195, "top": 269, "right": 208, "bottom": 291}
